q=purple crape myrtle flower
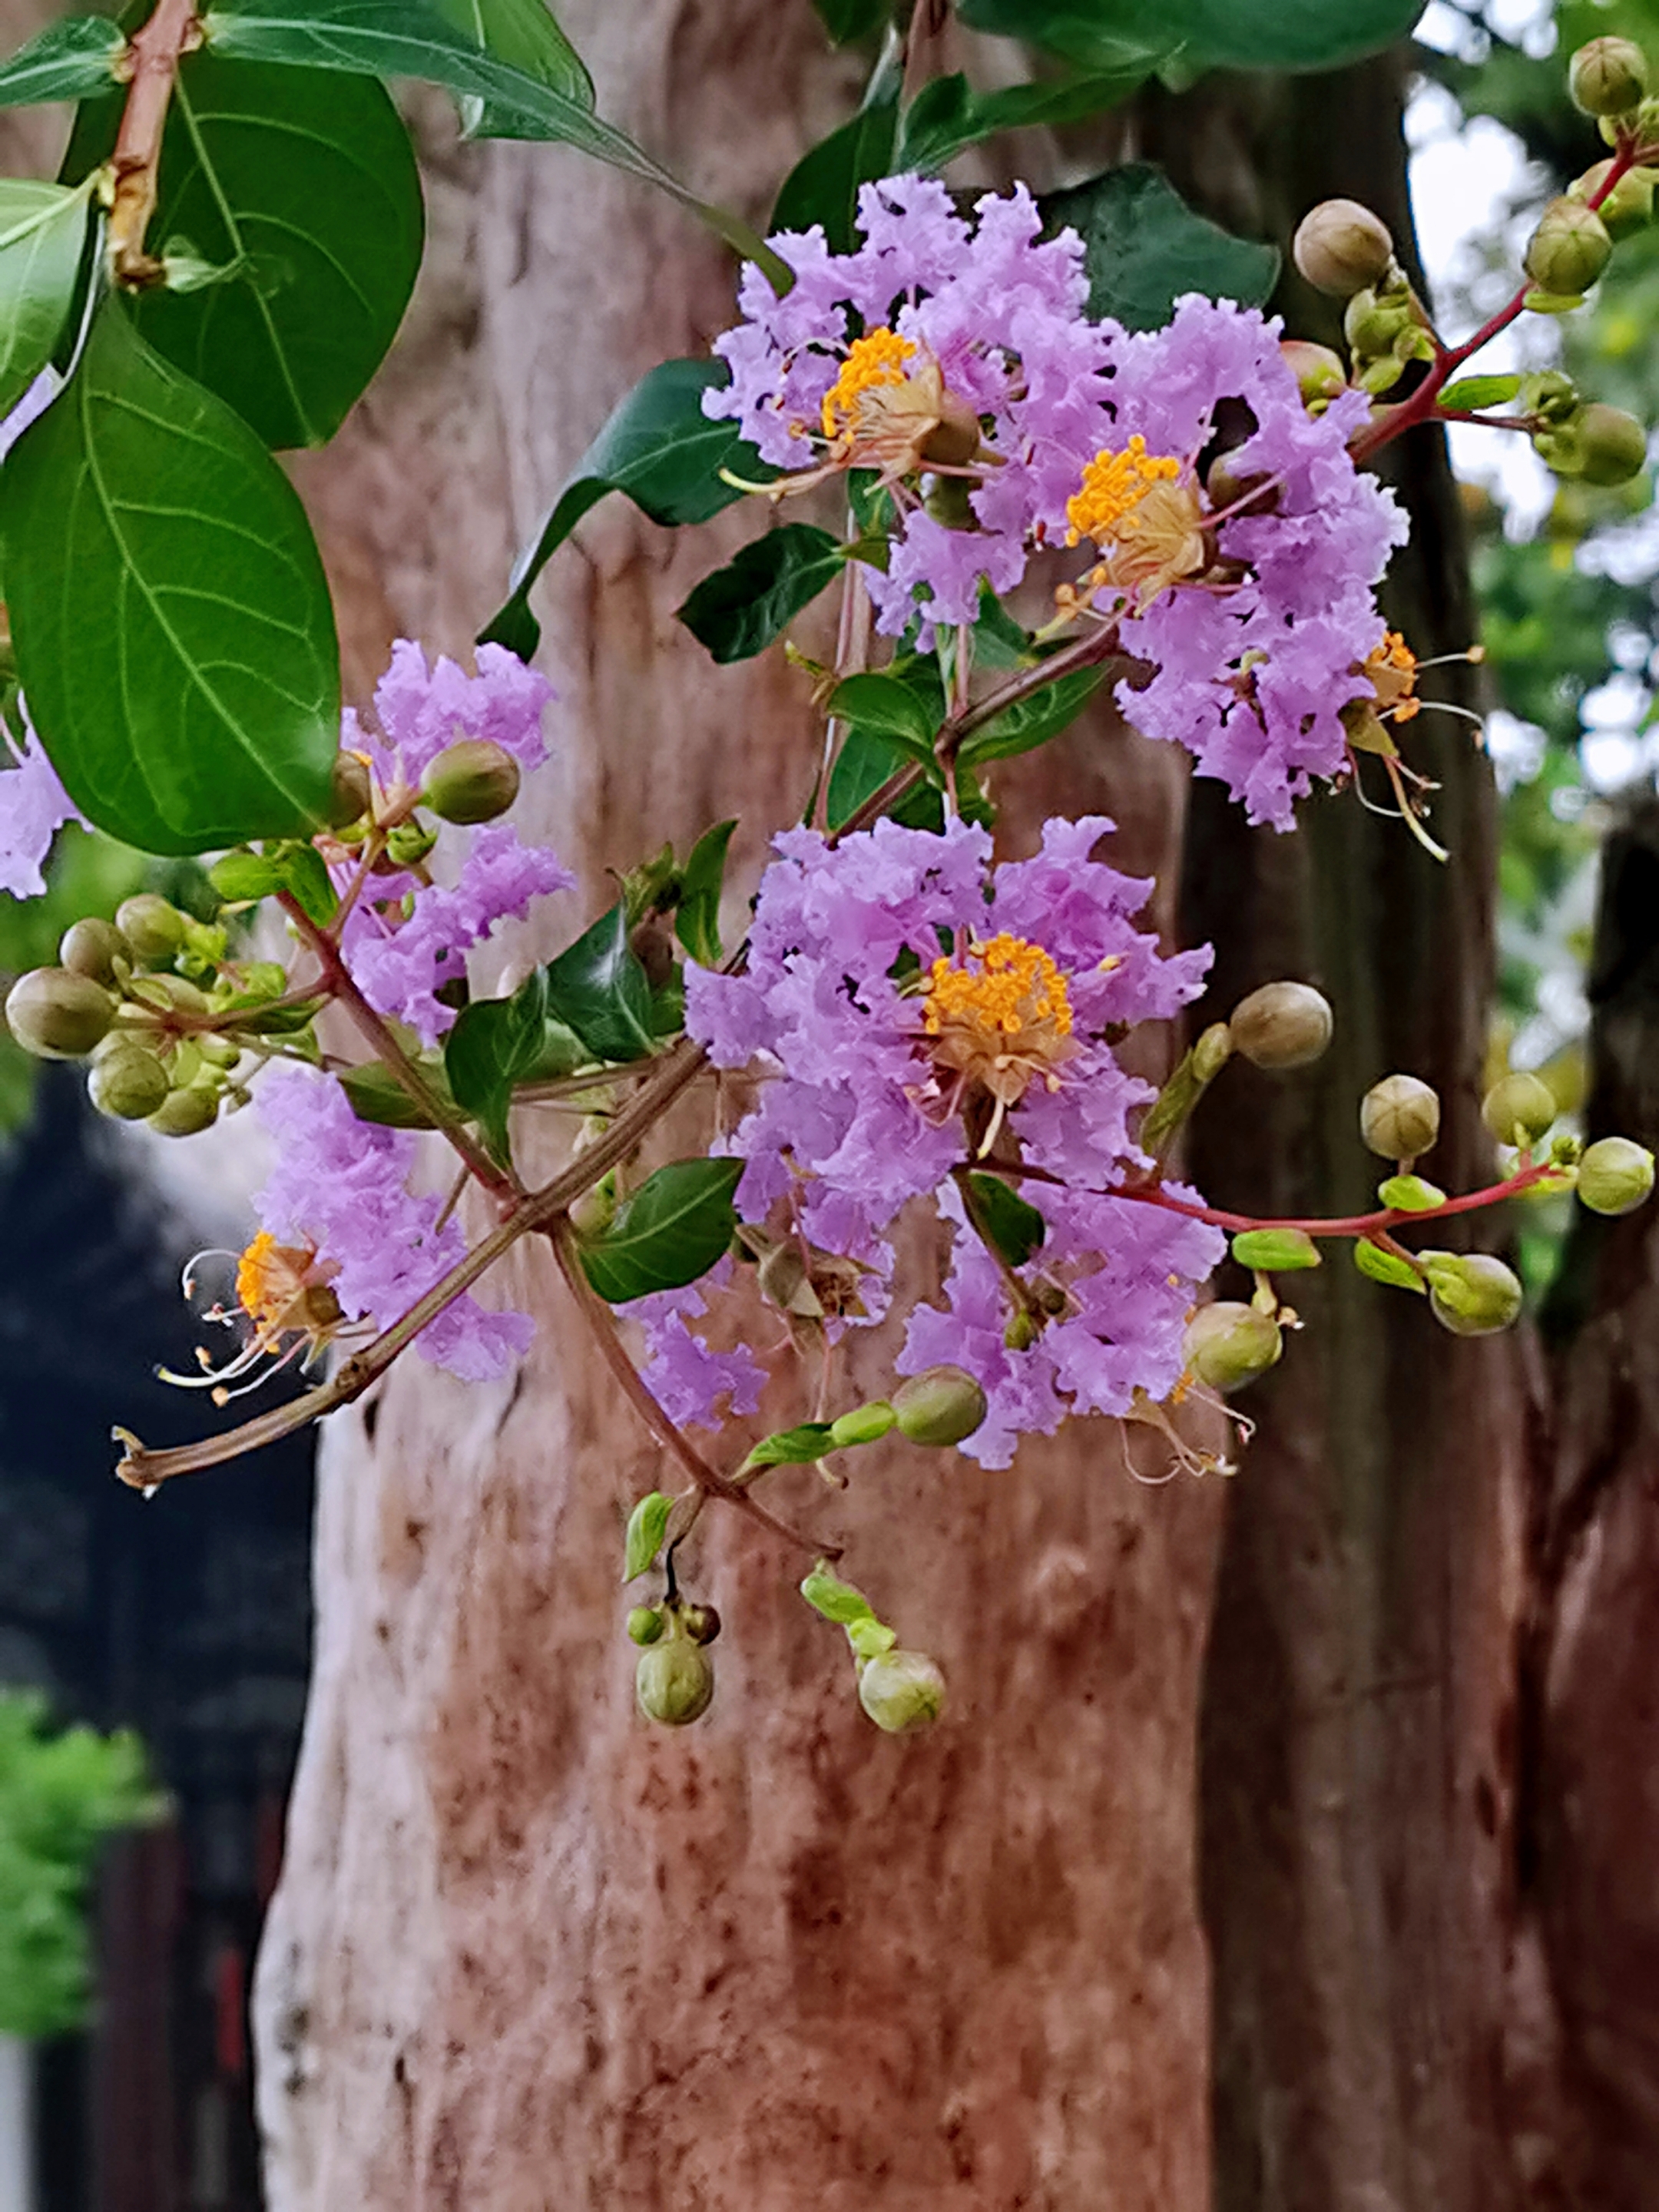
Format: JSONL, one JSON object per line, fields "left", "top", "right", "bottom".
{"left": 255, "top": 1065, "right": 533, "bottom": 1381}
{"left": 633, "top": 1261, "right": 769, "bottom": 1433}
{"left": 0, "top": 707, "right": 83, "bottom": 899}
{"left": 705, "top": 174, "right": 1115, "bottom": 644}
{"left": 349, "top": 637, "right": 554, "bottom": 786}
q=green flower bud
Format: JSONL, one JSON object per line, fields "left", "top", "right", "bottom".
{"left": 1576, "top": 1134, "right": 1656, "bottom": 1216}
{"left": 635, "top": 1637, "right": 714, "bottom": 1726}
{"left": 421, "top": 739, "right": 521, "bottom": 826}
{"left": 1279, "top": 339, "right": 1349, "bottom": 406}
{"left": 1522, "top": 369, "right": 1581, "bottom": 425}
{"left": 1293, "top": 198, "right": 1395, "bottom": 297}
{"left": 1570, "top": 159, "right": 1657, "bottom": 241}
{"left": 383, "top": 820, "right": 439, "bottom": 869}
{"left": 857, "top": 1649, "right": 946, "bottom": 1734}
{"left": 891, "top": 1365, "right": 988, "bottom": 1447}
{"left": 4, "top": 967, "right": 115, "bottom": 1059}
{"left": 1422, "top": 1251, "right": 1524, "bottom": 1337}
{"left": 1343, "top": 286, "right": 1412, "bottom": 358}
{"left": 58, "top": 916, "right": 128, "bottom": 985}
{"left": 827, "top": 1400, "right": 897, "bottom": 1449}
{"left": 1574, "top": 402, "right": 1648, "bottom": 487}
{"left": 114, "top": 893, "right": 188, "bottom": 967}
{"left": 1481, "top": 1070, "right": 1558, "bottom": 1147}
{"left": 1570, "top": 36, "right": 1647, "bottom": 118}
{"left": 87, "top": 1043, "right": 171, "bottom": 1121}
{"left": 326, "top": 750, "right": 372, "bottom": 828}
{"left": 1227, "top": 981, "right": 1334, "bottom": 1071}
{"left": 1182, "top": 1300, "right": 1283, "bottom": 1393}
{"left": 146, "top": 1085, "right": 220, "bottom": 1137}
{"left": 1004, "top": 1310, "right": 1040, "bottom": 1352}
{"left": 679, "top": 1603, "right": 721, "bottom": 1647}
{"left": 1524, "top": 198, "right": 1612, "bottom": 298}
{"left": 627, "top": 1605, "right": 664, "bottom": 1646}
{"left": 1360, "top": 1073, "right": 1441, "bottom": 1161}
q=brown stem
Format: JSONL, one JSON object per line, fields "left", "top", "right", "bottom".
{"left": 108, "top": 0, "right": 200, "bottom": 287}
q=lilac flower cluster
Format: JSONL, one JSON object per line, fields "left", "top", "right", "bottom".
{"left": 256, "top": 1065, "right": 532, "bottom": 1381}
{"left": 676, "top": 814, "right": 1224, "bottom": 1465}
{"left": 0, "top": 710, "right": 81, "bottom": 899}
{"left": 632, "top": 1262, "right": 768, "bottom": 1435}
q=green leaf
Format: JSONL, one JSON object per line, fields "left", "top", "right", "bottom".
{"left": 0, "top": 16, "right": 124, "bottom": 111}
{"left": 828, "top": 671, "right": 938, "bottom": 759}
{"left": 966, "top": 1171, "right": 1048, "bottom": 1269}
{"left": 623, "top": 1490, "right": 674, "bottom": 1581}
{"left": 772, "top": 96, "right": 897, "bottom": 255}
{"left": 1439, "top": 373, "right": 1524, "bottom": 412}
{"left": 444, "top": 967, "right": 558, "bottom": 1161}
{"left": 578, "top": 1157, "right": 743, "bottom": 1303}
{"left": 1230, "top": 1227, "right": 1321, "bottom": 1271}
{"left": 743, "top": 1422, "right": 839, "bottom": 1469}
{"left": 480, "top": 359, "right": 772, "bottom": 657}
{"left": 895, "top": 65, "right": 1159, "bottom": 174}
{"left": 208, "top": 839, "right": 336, "bottom": 921}
{"left": 674, "top": 817, "right": 735, "bottom": 969}
{"left": 338, "top": 1058, "right": 453, "bottom": 1128}
{"left": 1353, "top": 1237, "right": 1426, "bottom": 1293}
{"left": 826, "top": 726, "right": 946, "bottom": 832}
{"left": 2, "top": 299, "right": 339, "bottom": 856}
{"left": 64, "top": 55, "right": 424, "bottom": 452}
{"left": 847, "top": 1617, "right": 897, "bottom": 1660}
{"left": 810, "top": 0, "right": 886, "bottom": 41}
{"left": 1378, "top": 1174, "right": 1447, "bottom": 1212}
{"left": 542, "top": 902, "right": 657, "bottom": 1061}
{"left": 432, "top": 0, "right": 593, "bottom": 137}
{"left": 958, "top": 664, "right": 1104, "bottom": 767}
{"left": 1041, "top": 162, "right": 1279, "bottom": 333}
{"left": 676, "top": 524, "right": 844, "bottom": 664}
{"left": 0, "top": 181, "right": 91, "bottom": 419}
{"left": 800, "top": 1565, "right": 876, "bottom": 1626}
{"left": 958, "top": 0, "right": 1424, "bottom": 77}
{"left": 972, "top": 584, "right": 1035, "bottom": 671}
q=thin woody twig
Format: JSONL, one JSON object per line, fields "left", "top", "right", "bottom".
{"left": 108, "top": 0, "right": 201, "bottom": 286}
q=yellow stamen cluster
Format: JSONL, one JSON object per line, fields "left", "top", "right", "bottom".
{"left": 1065, "top": 436, "right": 1184, "bottom": 548}
{"left": 236, "top": 1230, "right": 303, "bottom": 1329}
{"left": 1364, "top": 630, "right": 1420, "bottom": 722}
{"left": 922, "top": 933, "right": 1078, "bottom": 1111}
{"left": 821, "top": 328, "right": 918, "bottom": 441}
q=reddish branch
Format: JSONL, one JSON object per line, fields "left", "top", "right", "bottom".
{"left": 108, "top": 0, "right": 201, "bottom": 286}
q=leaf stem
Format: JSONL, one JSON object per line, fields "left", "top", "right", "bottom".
{"left": 108, "top": 0, "right": 201, "bottom": 286}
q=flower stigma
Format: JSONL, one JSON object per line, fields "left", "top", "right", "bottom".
{"left": 161, "top": 1233, "right": 354, "bottom": 1405}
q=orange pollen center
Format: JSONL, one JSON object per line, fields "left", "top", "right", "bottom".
{"left": 1065, "top": 436, "right": 1184, "bottom": 548}
{"left": 234, "top": 1232, "right": 321, "bottom": 1333}
{"left": 821, "top": 327, "right": 918, "bottom": 439}
{"left": 1366, "top": 629, "right": 1420, "bottom": 720}
{"left": 922, "top": 935, "right": 1075, "bottom": 1107}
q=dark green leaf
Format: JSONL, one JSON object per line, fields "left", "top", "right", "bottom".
{"left": 676, "top": 524, "right": 844, "bottom": 664}
{"left": 64, "top": 56, "right": 424, "bottom": 451}
{"left": 444, "top": 967, "right": 554, "bottom": 1160}
{"left": 894, "top": 65, "right": 1158, "bottom": 174}
{"left": 479, "top": 359, "right": 772, "bottom": 657}
{"left": 743, "top": 1422, "right": 839, "bottom": 1469}
{"left": 1042, "top": 162, "right": 1279, "bottom": 333}
{"left": 578, "top": 1157, "right": 743, "bottom": 1303}
{"left": 210, "top": 838, "right": 338, "bottom": 920}
{"left": 623, "top": 1490, "right": 674, "bottom": 1581}
{"left": 828, "top": 671, "right": 937, "bottom": 760}
{"left": 1230, "top": 1227, "right": 1321, "bottom": 1271}
{"left": 339, "top": 1058, "right": 454, "bottom": 1128}
{"left": 2, "top": 300, "right": 339, "bottom": 856}
{"left": 772, "top": 96, "right": 896, "bottom": 255}
{"left": 432, "top": 0, "right": 592, "bottom": 137}
{"left": 1353, "top": 1237, "right": 1426, "bottom": 1292}
{"left": 972, "top": 584, "right": 1035, "bottom": 671}
{"left": 1439, "top": 373, "right": 1524, "bottom": 411}
{"left": 0, "top": 181, "right": 91, "bottom": 419}
{"left": 800, "top": 1565, "right": 876, "bottom": 1626}
{"left": 965, "top": 1171, "right": 1047, "bottom": 1269}
{"left": 0, "top": 16, "right": 124, "bottom": 111}
{"left": 674, "top": 818, "right": 735, "bottom": 968}
{"left": 543, "top": 902, "right": 657, "bottom": 1061}
{"left": 958, "top": 0, "right": 1423, "bottom": 76}
{"left": 826, "top": 726, "right": 936, "bottom": 832}
{"left": 810, "top": 0, "right": 887, "bottom": 41}
{"left": 958, "top": 665, "right": 1104, "bottom": 767}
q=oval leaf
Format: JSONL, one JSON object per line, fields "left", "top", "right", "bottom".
{"left": 1230, "top": 1227, "right": 1321, "bottom": 1271}
{"left": 542, "top": 902, "right": 657, "bottom": 1062}
{"left": 1353, "top": 1237, "right": 1426, "bottom": 1293}
{"left": 966, "top": 1171, "right": 1048, "bottom": 1270}
{"left": 0, "top": 16, "right": 125, "bottom": 111}
{"left": 623, "top": 1490, "right": 674, "bottom": 1582}
{"left": 958, "top": 664, "right": 1104, "bottom": 767}
{"left": 895, "top": 66, "right": 1161, "bottom": 174}
{"left": 674, "top": 817, "right": 735, "bottom": 969}
{"left": 829, "top": 671, "right": 938, "bottom": 760}
{"left": 1377, "top": 1174, "right": 1447, "bottom": 1213}
{"left": 434, "top": 0, "right": 592, "bottom": 134}
{"left": 772, "top": 96, "right": 897, "bottom": 254}
{"left": 1041, "top": 162, "right": 1280, "bottom": 333}
{"left": 2, "top": 300, "right": 340, "bottom": 855}
{"left": 800, "top": 1565, "right": 876, "bottom": 1626}
{"left": 959, "top": 0, "right": 1424, "bottom": 77}
{"left": 0, "top": 183, "right": 91, "bottom": 420}
{"left": 743, "top": 1422, "right": 839, "bottom": 1470}
{"left": 578, "top": 1157, "right": 743, "bottom": 1304}
{"left": 676, "top": 523, "right": 845, "bottom": 664}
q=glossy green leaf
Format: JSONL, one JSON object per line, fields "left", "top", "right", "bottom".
{"left": 958, "top": 0, "right": 1424, "bottom": 77}
{"left": 1230, "top": 1227, "right": 1321, "bottom": 1271}
{"left": 1353, "top": 1237, "right": 1426, "bottom": 1292}
{"left": 1377, "top": 1174, "right": 1447, "bottom": 1213}
{"left": 965, "top": 1171, "right": 1047, "bottom": 1269}
{"left": 433, "top": 0, "right": 592, "bottom": 138}
{"left": 65, "top": 55, "right": 424, "bottom": 451}
{"left": 542, "top": 902, "right": 657, "bottom": 1061}
{"left": 743, "top": 1422, "right": 839, "bottom": 1470}
{"left": 800, "top": 1565, "right": 876, "bottom": 1626}
{"left": 480, "top": 359, "right": 772, "bottom": 657}
{"left": 208, "top": 838, "right": 336, "bottom": 920}
{"left": 0, "top": 181, "right": 91, "bottom": 419}
{"left": 578, "top": 1157, "right": 743, "bottom": 1303}
{"left": 959, "top": 664, "right": 1104, "bottom": 767}
{"left": 623, "top": 1490, "right": 674, "bottom": 1581}
{"left": 674, "top": 818, "right": 735, "bottom": 969}
{"left": 0, "top": 16, "right": 124, "bottom": 111}
{"left": 1042, "top": 163, "right": 1279, "bottom": 333}
{"left": 894, "top": 65, "right": 1159, "bottom": 174}
{"left": 810, "top": 0, "right": 886, "bottom": 40}
{"left": 826, "top": 726, "right": 937, "bottom": 833}
{"left": 445, "top": 967, "right": 553, "bottom": 1161}
{"left": 828, "top": 671, "right": 938, "bottom": 759}
{"left": 2, "top": 300, "right": 339, "bottom": 856}
{"left": 677, "top": 524, "right": 844, "bottom": 664}
{"left": 337, "top": 1058, "right": 452, "bottom": 1128}
{"left": 1439, "top": 373, "right": 1524, "bottom": 412}
{"left": 772, "top": 96, "right": 896, "bottom": 254}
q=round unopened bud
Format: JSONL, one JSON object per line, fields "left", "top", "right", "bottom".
{"left": 919, "top": 389, "right": 982, "bottom": 470}
{"left": 1525, "top": 197, "right": 1612, "bottom": 297}
{"left": 146, "top": 1086, "right": 220, "bottom": 1137}
{"left": 892, "top": 1365, "right": 988, "bottom": 1448}
{"left": 680, "top": 1603, "right": 721, "bottom": 1647}
{"left": 1571, "top": 159, "right": 1657, "bottom": 241}
{"left": 1293, "top": 198, "right": 1395, "bottom": 296}
{"left": 1227, "top": 981, "right": 1334, "bottom": 1071}
{"left": 1423, "top": 1252, "right": 1523, "bottom": 1337}
{"left": 635, "top": 1637, "right": 714, "bottom": 1726}
{"left": 1360, "top": 1074, "right": 1441, "bottom": 1161}
{"left": 326, "top": 750, "right": 372, "bottom": 828}
{"left": 858, "top": 1649, "right": 946, "bottom": 1734}
{"left": 1576, "top": 1134, "right": 1657, "bottom": 1216}
{"left": 1570, "top": 36, "right": 1647, "bottom": 118}
{"left": 626, "top": 1605, "right": 664, "bottom": 1646}
{"left": 114, "top": 893, "right": 187, "bottom": 967}
{"left": 1575, "top": 402, "right": 1648, "bottom": 486}
{"left": 1482, "top": 1070, "right": 1558, "bottom": 1147}
{"left": 1280, "top": 339, "right": 1349, "bottom": 405}
{"left": 58, "top": 916, "right": 127, "bottom": 985}
{"left": 421, "top": 739, "right": 521, "bottom": 826}
{"left": 5, "top": 967, "right": 114, "bottom": 1059}
{"left": 87, "top": 1043, "right": 170, "bottom": 1121}
{"left": 1182, "top": 1301, "right": 1283, "bottom": 1393}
